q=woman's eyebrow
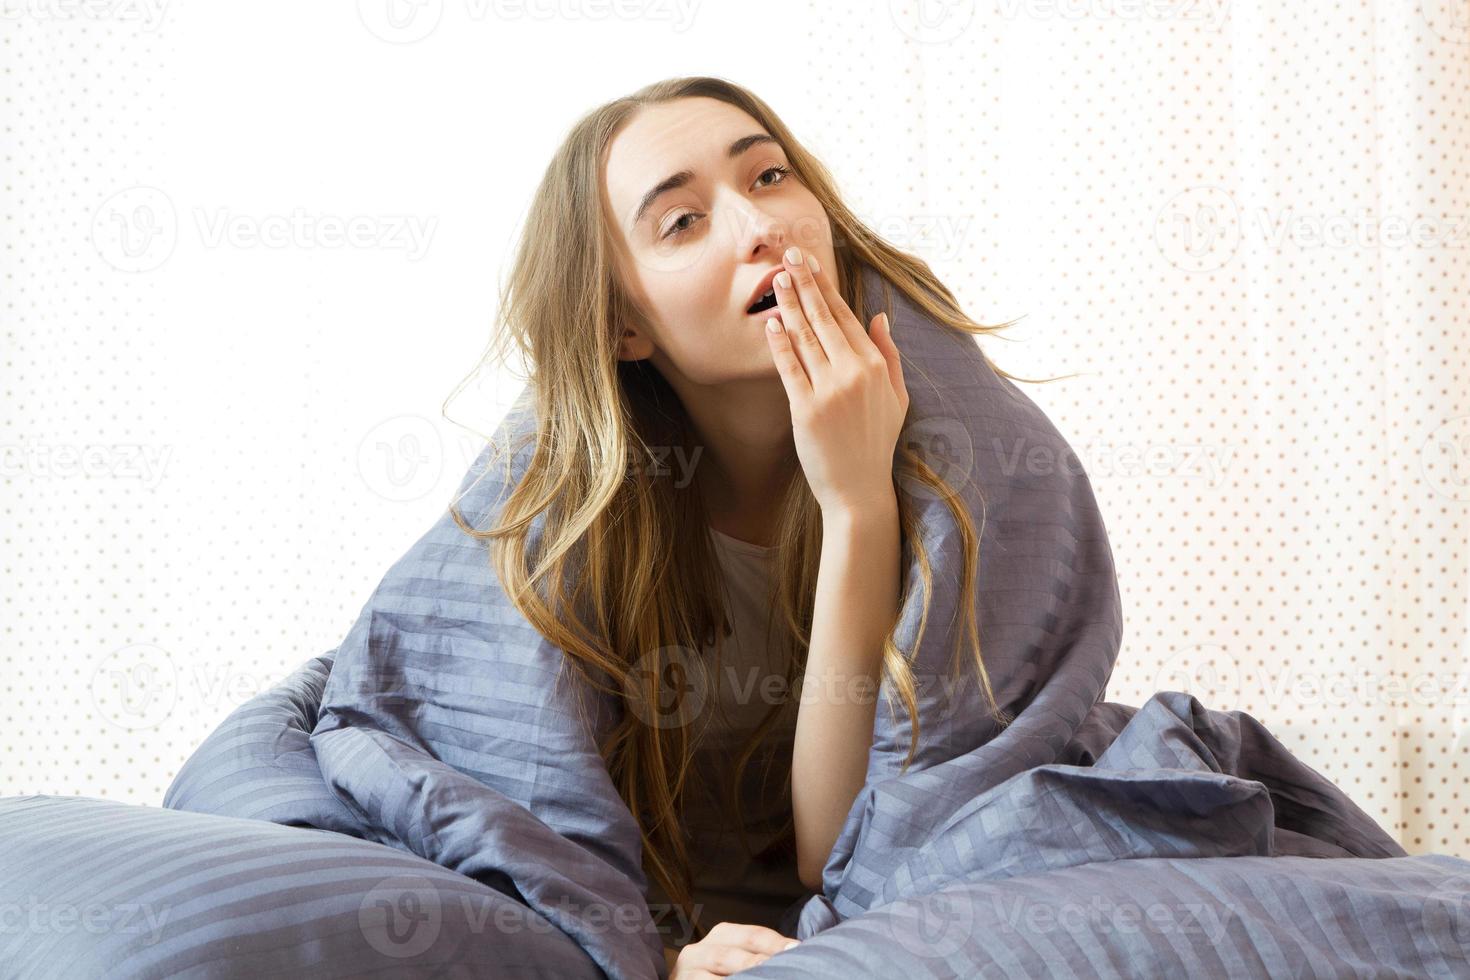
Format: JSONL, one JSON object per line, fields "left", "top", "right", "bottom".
{"left": 629, "top": 133, "right": 782, "bottom": 230}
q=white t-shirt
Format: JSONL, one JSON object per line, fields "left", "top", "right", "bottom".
{"left": 644, "top": 526, "right": 806, "bottom": 947}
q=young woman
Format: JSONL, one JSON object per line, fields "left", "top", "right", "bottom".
{"left": 449, "top": 76, "right": 1020, "bottom": 979}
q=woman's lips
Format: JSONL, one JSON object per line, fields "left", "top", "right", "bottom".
{"left": 743, "top": 266, "right": 785, "bottom": 314}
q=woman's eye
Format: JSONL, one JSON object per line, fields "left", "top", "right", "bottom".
{"left": 659, "top": 165, "right": 793, "bottom": 241}
{"left": 662, "top": 212, "right": 699, "bottom": 240}
{"left": 756, "top": 164, "right": 792, "bottom": 188}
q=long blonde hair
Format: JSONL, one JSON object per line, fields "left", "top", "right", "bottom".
{"left": 444, "top": 75, "right": 1067, "bottom": 940}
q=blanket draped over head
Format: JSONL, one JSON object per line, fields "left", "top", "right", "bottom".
{"left": 164, "top": 262, "right": 1413, "bottom": 980}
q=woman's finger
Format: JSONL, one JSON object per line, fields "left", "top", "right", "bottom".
{"left": 872, "top": 312, "right": 908, "bottom": 406}
{"left": 782, "top": 247, "right": 854, "bottom": 365}
{"left": 674, "top": 968, "right": 721, "bottom": 980}
{"left": 709, "top": 921, "right": 800, "bottom": 957}
{"left": 765, "top": 315, "right": 814, "bottom": 405}
{"left": 674, "top": 923, "right": 799, "bottom": 978}
{"left": 772, "top": 264, "right": 830, "bottom": 381}
{"left": 673, "top": 959, "right": 727, "bottom": 980}
{"left": 803, "top": 252, "right": 870, "bottom": 354}
{"left": 690, "top": 943, "right": 770, "bottom": 976}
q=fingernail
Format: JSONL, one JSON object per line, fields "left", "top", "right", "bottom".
{"left": 784, "top": 941, "right": 800, "bottom": 950}
{"left": 784, "top": 246, "right": 802, "bottom": 265}
{"left": 775, "top": 271, "right": 791, "bottom": 289}
{"left": 807, "top": 254, "right": 820, "bottom": 274}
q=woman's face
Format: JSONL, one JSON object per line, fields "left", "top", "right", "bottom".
{"left": 601, "top": 97, "right": 840, "bottom": 386}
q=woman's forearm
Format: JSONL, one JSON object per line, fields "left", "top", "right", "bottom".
{"left": 791, "top": 494, "right": 901, "bottom": 891}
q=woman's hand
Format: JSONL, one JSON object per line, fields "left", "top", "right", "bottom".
{"left": 763, "top": 246, "right": 909, "bottom": 516}
{"left": 668, "top": 922, "right": 800, "bottom": 978}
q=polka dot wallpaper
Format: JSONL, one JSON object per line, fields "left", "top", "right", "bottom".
{"left": 2, "top": 2, "right": 1466, "bottom": 858}
{"left": 808, "top": 1, "right": 1468, "bottom": 855}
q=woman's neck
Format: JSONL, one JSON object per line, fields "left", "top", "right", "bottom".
{"left": 703, "top": 462, "right": 789, "bottom": 545}
{"left": 672, "top": 384, "right": 796, "bottom": 548}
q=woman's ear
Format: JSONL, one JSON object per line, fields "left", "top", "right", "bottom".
{"left": 616, "top": 315, "right": 657, "bottom": 362}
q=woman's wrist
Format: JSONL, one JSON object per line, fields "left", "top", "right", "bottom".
{"left": 820, "top": 490, "right": 899, "bottom": 536}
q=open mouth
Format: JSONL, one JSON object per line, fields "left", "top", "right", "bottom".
{"left": 746, "top": 288, "right": 778, "bottom": 315}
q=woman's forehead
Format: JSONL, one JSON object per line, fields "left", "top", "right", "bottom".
{"left": 604, "top": 99, "right": 762, "bottom": 231}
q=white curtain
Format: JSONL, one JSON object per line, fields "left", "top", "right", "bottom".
{"left": 3, "top": 0, "right": 1466, "bottom": 856}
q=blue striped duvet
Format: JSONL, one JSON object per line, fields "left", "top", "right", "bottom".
{"left": 3, "top": 262, "right": 1467, "bottom": 978}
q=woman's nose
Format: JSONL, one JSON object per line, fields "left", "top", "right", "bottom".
{"left": 736, "top": 208, "right": 786, "bottom": 257}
